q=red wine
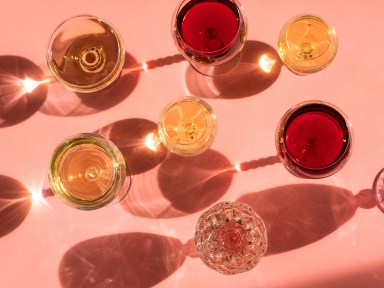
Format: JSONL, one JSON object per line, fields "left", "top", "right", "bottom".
{"left": 178, "top": 0, "right": 239, "bottom": 54}
{"left": 284, "top": 105, "right": 348, "bottom": 169}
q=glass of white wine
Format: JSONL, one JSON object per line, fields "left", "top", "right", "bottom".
{"left": 47, "top": 15, "right": 125, "bottom": 93}
{"left": 48, "top": 133, "right": 131, "bottom": 210}
{"left": 157, "top": 96, "right": 218, "bottom": 156}
{"left": 277, "top": 14, "right": 337, "bottom": 75}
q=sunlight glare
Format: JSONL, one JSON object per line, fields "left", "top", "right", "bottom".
{"left": 145, "top": 132, "right": 161, "bottom": 151}
{"left": 258, "top": 54, "right": 276, "bottom": 73}
{"left": 19, "top": 78, "right": 50, "bottom": 94}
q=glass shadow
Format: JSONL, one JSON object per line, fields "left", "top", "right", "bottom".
{"left": 122, "top": 149, "right": 233, "bottom": 218}
{"left": 0, "top": 175, "right": 32, "bottom": 238}
{"left": 96, "top": 118, "right": 168, "bottom": 176}
{"left": 59, "top": 232, "right": 186, "bottom": 288}
{"left": 185, "top": 40, "right": 283, "bottom": 99}
{"left": 0, "top": 55, "right": 47, "bottom": 127}
{"left": 237, "top": 184, "right": 360, "bottom": 255}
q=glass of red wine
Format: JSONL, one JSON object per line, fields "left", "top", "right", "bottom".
{"left": 172, "top": 0, "right": 247, "bottom": 77}
{"left": 194, "top": 201, "right": 268, "bottom": 274}
{"left": 276, "top": 100, "right": 352, "bottom": 178}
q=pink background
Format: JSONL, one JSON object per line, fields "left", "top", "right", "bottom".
{"left": 1, "top": 0, "right": 384, "bottom": 287}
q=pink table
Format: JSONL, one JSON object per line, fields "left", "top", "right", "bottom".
{"left": 1, "top": 0, "right": 384, "bottom": 287}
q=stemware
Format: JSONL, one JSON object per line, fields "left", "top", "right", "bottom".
{"left": 157, "top": 96, "right": 217, "bottom": 156}
{"left": 277, "top": 14, "right": 337, "bottom": 75}
{"left": 373, "top": 168, "right": 384, "bottom": 213}
{"left": 47, "top": 15, "right": 125, "bottom": 93}
{"left": 194, "top": 201, "right": 268, "bottom": 274}
{"left": 172, "top": 0, "right": 247, "bottom": 76}
{"left": 48, "top": 133, "right": 131, "bottom": 210}
{"left": 276, "top": 100, "right": 352, "bottom": 178}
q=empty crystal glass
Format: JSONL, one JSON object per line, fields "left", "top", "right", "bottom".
{"left": 194, "top": 201, "right": 267, "bottom": 274}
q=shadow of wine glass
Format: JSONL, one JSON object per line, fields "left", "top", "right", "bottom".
{"left": 122, "top": 149, "right": 234, "bottom": 218}
{"left": 237, "top": 184, "right": 369, "bottom": 256}
{"left": 185, "top": 40, "right": 283, "bottom": 99}
{"left": 59, "top": 232, "right": 187, "bottom": 288}
{"left": 96, "top": 118, "right": 168, "bottom": 176}
{"left": 0, "top": 55, "right": 48, "bottom": 127}
{"left": 39, "top": 52, "right": 141, "bottom": 116}
{"left": 0, "top": 175, "right": 32, "bottom": 238}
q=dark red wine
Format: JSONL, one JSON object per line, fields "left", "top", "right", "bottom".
{"left": 178, "top": 0, "right": 239, "bottom": 54}
{"left": 284, "top": 105, "right": 348, "bottom": 169}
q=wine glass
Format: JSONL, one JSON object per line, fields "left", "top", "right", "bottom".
{"left": 277, "top": 14, "right": 337, "bottom": 75}
{"left": 47, "top": 15, "right": 125, "bottom": 93}
{"left": 157, "top": 96, "right": 218, "bottom": 156}
{"left": 172, "top": 0, "right": 247, "bottom": 76}
{"left": 48, "top": 133, "right": 131, "bottom": 210}
{"left": 373, "top": 168, "right": 384, "bottom": 213}
{"left": 276, "top": 100, "right": 352, "bottom": 178}
{"left": 194, "top": 201, "right": 268, "bottom": 275}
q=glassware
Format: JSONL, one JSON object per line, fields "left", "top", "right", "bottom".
{"left": 277, "top": 14, "right": 337, "bottom": 75}
{"left": 157, "top": 96, "right": 217, "bottom": 156}
{"left": 373, "top": 168, "right": 384, "bottom": 213}
{"left": 276, "top": 100, "right": 352, "bottom": 178}
{"left": 48, "top": 133, "right": 131, "bottom": 210}
{"left": 47, "top": 15, "right": 125, "bottom": 93}
{"left": 194, "top": 201, "right": 267, "bottom": 275}
{"left": 172, "top": 0, "right": 247, "bottom": 76}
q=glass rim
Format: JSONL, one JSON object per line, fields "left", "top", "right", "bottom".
{"left": 172, "top": 0, "right": 246, "bottom": 57}
{"left": 278, "top": 14, "right": 338, "bottom": 73}
{"left": 46, "top": 14, "right": 125, "bottom": 93}
{"left": 48, "top": 132, "right": 128, "bottom": 210}
{"left": 157, "top": 96, "right": 218, "bottom": 156}
{"left": 276, "top": 100, "right": 352, "bottom": 174}
{"left": 373, "top": 168, "right": 384, "bottom": 213}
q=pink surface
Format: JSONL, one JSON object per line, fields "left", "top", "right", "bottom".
{"left": 1, "top": 0, "right": 384, "bottom": 287}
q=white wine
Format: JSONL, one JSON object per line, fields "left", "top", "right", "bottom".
{"left": 278, "top": 15, "right": 337, "bottom": 75}
{"left": 49, "top": 134, "right": 127, "bottom": 210}
{"left": 158, "top": 97, "right": 217, "bottom": 156}
{"left": 47, "top": 15, "right": 125, "bottom": 92}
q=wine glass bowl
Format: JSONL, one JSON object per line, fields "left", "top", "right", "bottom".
{"left": 194, "top": 201, "right": 268, "bottom": 275}
{"left": 157, "top": 97, "right": 217, "bottom": 156}
{"left": 48, "top": 133, "right": 130, "bottom": 210}
{"left": 277, "top": 14, "right": 337, "bottom": 75}
{"left": 172, "top": 0, "right": 247, "bottom": 76}
{"left": 276, "top": 101, "right": 352, "bottom": 178}
{"left": 47, "top": 15, "right": 125, "bottom": 93}
{"left": 373, "top": 168, "right": 384, "bottom": 213}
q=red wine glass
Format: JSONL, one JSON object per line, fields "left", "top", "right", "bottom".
{"left": 172, "top": 0, "right": 247, "bottom": 77}
{"left": 276, "top": 100, "right": 352, "bottom": 178}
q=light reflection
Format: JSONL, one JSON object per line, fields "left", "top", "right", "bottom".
{"left": 258, "top": 54, "right": 277, "bottom": 73}
{"left": 0, "top": 76, "right": 50, "bottom": 106}
{"left": 233, "top": 162, "right": 242, "bottom": 172}
{"left": 141, "top": 62, "right": 148, "bottom": 71}
{"left": 144, "top": 132, "right": 161, "bottom": 152}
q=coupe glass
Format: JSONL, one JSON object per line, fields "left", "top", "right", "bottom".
{"left": 195, "top": 201, "right": 268, "bottom": 275}
{"left": 157, "top": 96, "right": 217, "bottom": 156}
{"left": 47, "top": 15, "right": 125, "bottom": 93}
{"left": 172, "top": 0, "right": 247, "bottom": 76}
{"left": 48, "top": 133, "right": 131, "bottom": 210}
{"left": 277, "top": 14, "right": 337, "bottom": 75}
{"left": 276, "top": 100, "right": 352, "bottom": 178}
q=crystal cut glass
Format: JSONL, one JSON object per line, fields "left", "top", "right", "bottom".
{"left": 194, "top": 201, "right": 267, "bottom": 274}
